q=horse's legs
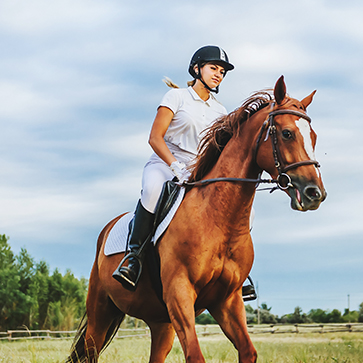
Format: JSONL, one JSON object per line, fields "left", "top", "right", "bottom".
{"left": 85, "top": 267, "right": 124, "bottom": 362}
{"left": 165, "top": 281, "right": 205, "bottom": 363}
{"left": 209, "top": 292, "right": 257, "bottom": 363}
{"left": 148, "top": 322, "right": 175, "bottom": 363}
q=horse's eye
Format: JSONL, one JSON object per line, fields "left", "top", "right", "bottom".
{"left": 282, "top": 129, "right": 293, "bottom": 140}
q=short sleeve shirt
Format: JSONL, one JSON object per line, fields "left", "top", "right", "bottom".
{"left": 159, "top": 87, "right": 227, "bottom": 156}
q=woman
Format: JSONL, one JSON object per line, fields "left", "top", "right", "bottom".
{"left": 113, "top": 45, "right": 234, "bottom": 290}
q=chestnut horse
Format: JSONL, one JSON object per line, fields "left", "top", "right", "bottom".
{"left": 66, "top": 76, "right": 326, "bottom": 363}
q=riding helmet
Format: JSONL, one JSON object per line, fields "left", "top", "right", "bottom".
{"left": 188, "top": 45, "right": 234, "bottom": 79}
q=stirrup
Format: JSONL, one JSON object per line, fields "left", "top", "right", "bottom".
{"left": 242, "top": 276, "right": 257, "bottom": 301}
{"left": 113, "top": 232, "right": 152, "bottom": 291}
{"left": 113, "top": 251, "right": 143, "bottom": 291}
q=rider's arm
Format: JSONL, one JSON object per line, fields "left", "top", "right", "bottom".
{"left": 148, "top": 106, "right": 177, "bottom": 166}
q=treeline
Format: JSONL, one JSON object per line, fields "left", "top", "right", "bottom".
{"left": 3, "top": 233, "right": 363, "bottom": 331}
{"left": 196, "top": 302, "right": 363, "bottom": 325}
{"left": 246, "top": 303, "right": 363, "bottom": 325}
{"left": 0, "top": 235, "right": 87, "bottom": 331}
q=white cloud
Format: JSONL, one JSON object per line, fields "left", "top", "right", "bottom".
{"left": 0, "top": 0, "right": 120, "bottom": 35}
{"left": 0, "top": 80, "right": 62, "bottom": 122}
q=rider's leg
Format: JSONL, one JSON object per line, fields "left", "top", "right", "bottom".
{"left": 112, "top": 157, "right": 173, "bottom": 290}
{"left": 112, "top": 199, "right": 155, "bottom": 289}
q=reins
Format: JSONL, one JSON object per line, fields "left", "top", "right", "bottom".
{"left": 182, "top": 108, "right": 320, "bottom": 192}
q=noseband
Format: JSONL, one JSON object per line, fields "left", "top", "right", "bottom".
{"left": 183, "top": 108, "right": 321, "bottom": 190}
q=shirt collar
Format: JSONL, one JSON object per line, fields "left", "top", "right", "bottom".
{"left": 188, "top": 86, "right": 215, "bottom": 106}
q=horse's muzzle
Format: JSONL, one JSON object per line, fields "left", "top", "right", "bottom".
{"left": 287, "top": 179, "right": 326, "bottom": 211}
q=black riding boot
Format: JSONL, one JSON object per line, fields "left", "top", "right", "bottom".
{"left": 112, "top": 200, "right": 155, "bottom": 290}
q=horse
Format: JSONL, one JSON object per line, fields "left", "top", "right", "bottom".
{"left": 66, "top": 76, "right": 326, "bottom": 363}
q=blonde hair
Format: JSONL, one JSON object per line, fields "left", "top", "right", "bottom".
{"left": 163, "top": 76, "right": 196, "bottom": 89}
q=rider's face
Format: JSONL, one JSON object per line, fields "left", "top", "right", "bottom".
{"left": 199, "top": 63, "right": 225, "bottom": 89}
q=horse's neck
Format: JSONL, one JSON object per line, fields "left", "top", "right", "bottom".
{"left": 203, "top": 118, "right": 262, "bottom": 232}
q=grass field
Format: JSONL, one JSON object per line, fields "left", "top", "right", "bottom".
{"left": 1, "top": 332, "right": 362, "bottom": 362}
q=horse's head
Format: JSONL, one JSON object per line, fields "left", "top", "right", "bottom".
{"left": 255, "top": 76, "right": 326, "bottom": 211}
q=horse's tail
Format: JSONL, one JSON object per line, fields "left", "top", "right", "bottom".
{"left": 65, "top": 312, "right": 125, "bottom": 363}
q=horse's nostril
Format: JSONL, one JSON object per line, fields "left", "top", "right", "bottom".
{"left": 304, "top": 186, "right": 322, "bottom": 201}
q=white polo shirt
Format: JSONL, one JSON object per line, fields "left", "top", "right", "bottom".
{"left": 159, "top": 87, "right": 227, "bottom": 156}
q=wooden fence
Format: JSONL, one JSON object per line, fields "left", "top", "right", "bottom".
{"left": 1, "top": 323, "right": 363, "bottom": 341}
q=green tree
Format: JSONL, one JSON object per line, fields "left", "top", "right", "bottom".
{"left": 28, "top": 261, "right": 51, "bottom": 329}
{"left": 358, "top": 302, "right": 363, "bottom": 323}
{"left": 16, "top": 248, "right": 35, "bottom": 294}
{"left": 15, "top": 248, "right": 36, "bottom": 327}
{"left": 256, "top": 303, "right": 277, "bottom": 324}
{"left": 342, "top": 308, "right": 359, "bottom": 323}
{"left": 327, "top": 309, "right": 342, "bottom": 323}
{"left": 195, "top": 312, "right": 217, "bottom": 325}
{"left": 245, "top": 304, "right": 256, "bottom": 324}
{"left": 281, "top": 306, "right": 310, "bottom": 324}
{"left": 61, "top": 270, "right": 88, "bottom": 318}
{"left": 0, "top": 235, "right": 29, "bottom": 330}
{"left": 308, "top": 308, "right": 345, "bottom": 324}
{"left": 291, "top": 306, "right": 305, "bottom": 324}
{"left": 0, "top": 235, "right": 88, "bottom": 330}
{"left": 44, "top": 268, "right": 87, "bottom": 330}
{"left": 308, "top": 308, "right": 328, "bottom": 323}
{"left": 48, "top": 268, "right": 64, "bottom": 302}
{"left": 260, "top": 303, "right": 271, "bottom": 311}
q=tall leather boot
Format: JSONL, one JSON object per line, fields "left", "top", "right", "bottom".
{"left": 112, "top": 200, "right": 155, "bottom": 290}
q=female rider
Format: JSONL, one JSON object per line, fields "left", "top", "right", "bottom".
{"left": 113, "top": 45, "right": 235, "bottom": 290}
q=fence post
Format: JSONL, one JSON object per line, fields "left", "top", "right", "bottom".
{"left": 270, "top": 325, "right": 275, "bottom": 334}
{"left": 294, "top": 324, "right": 299, "bottom": 334}
{"left": 319, "top": 324, "right": 324, "bottom": 334}
{"left": 7, "top": 331, "right": 11, "bottom": 342}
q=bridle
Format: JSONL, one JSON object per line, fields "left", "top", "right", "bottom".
{"left": 182, "top": 108, "right": 320, "bottom": 190}
{"left": 253, "top": 108, "right": 320, "bottom": 189}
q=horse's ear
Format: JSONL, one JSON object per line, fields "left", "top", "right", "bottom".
{"left": 274, "top": 75, "right": 286, "bottom": 105}
{"left": 301, "top": 90, "right": 317, "bottom": 109}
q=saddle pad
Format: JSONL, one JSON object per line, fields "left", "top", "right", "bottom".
{"left": 104, "top": 212, "right": 133, "bottom": 256}
{"left": 104, "top": 187, "right": 185, "bottom": 256}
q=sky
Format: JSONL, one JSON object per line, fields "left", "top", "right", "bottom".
{"left": 1, "top": 0, "right": 362, "bottom": 317}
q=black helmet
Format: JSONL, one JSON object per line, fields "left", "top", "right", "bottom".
{"left": 188, "top": 45, "right": 234, "bottom": 79}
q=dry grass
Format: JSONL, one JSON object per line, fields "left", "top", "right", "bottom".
{"left": 0, "top": 332, "right": 362, "bottom": 362}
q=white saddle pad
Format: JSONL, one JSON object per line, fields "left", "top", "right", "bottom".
{"left": 104, "top": 187, "right": 185, "bottom": 256}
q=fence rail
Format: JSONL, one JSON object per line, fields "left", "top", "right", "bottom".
{"left": 1, "top": 323, "right": 363, "bottom": 341}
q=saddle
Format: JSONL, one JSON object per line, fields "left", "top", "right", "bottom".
{"left": 153, "top": 179, "right": 181, "bottom": 229}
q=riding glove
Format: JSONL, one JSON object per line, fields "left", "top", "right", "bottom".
{"left": 170, "top": 161, "right": 189, "bottom": 182}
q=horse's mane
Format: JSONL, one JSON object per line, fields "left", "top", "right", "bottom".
{"left": 189, "top": 90, "right": 274, "bottom": 182}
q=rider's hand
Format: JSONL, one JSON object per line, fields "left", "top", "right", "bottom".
{"left": 170, "top": 161, "right": 189, "bottom": 182}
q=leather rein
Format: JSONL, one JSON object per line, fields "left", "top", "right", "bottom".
{"left": 182, "top": 108, "right": 320, "bottom": 191}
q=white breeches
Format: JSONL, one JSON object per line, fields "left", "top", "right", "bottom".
{"left": 141, "top": 157, "right": 174, "bottom": 213}
{"left": 141, "top": 147, "right": 194, "bottom": 213}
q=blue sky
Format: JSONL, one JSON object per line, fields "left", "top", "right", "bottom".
{"left": 1, "top": 0, "right": 362, "bottom": 317}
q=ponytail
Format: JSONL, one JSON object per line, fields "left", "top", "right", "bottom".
{"left": 163, "top": 77, "right": 196, "bottom": 89}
